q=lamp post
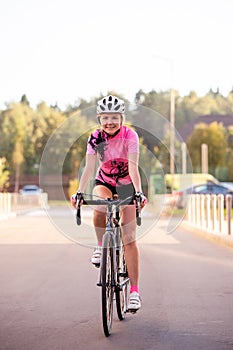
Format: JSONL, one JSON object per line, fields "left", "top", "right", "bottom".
{"left": 170, "top": 87, "right": 175, "bottom": 192}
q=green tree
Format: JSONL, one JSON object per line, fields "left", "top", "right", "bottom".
{"left": 12, "top": 141, "right": 24, "bottom": 192}
{"left": 0, "top": 158, "right": 10, "bottom": 191}
{"left": 225, "top": 126, "right": 233, "bottom": 181}
{"left": 138, "top": 137, "right": 158, "bottom": 194}
{"left": 0, "top": 101, "right": 67, "bottom": 180}
{"left": 175, "top": 91, "right": 199, "bottom": 128}
{"left": 134, "top": 89, "right": 171, "bottom": 120}
{"left": 63, "top": 110, "right": 96, "bottom": 176}
{"left": 186, "top": 122, "right": 227, "bottom": 176}
{"left": 33, "top": 102, "right": 66, "bottom": 172}
{"left": 224, "top": 91, "right": 233, "bottom": 114}
{"left": 0, "top": 102, "right": 34, "bottom": 183}
{"left": 20, "top": 94, "right": 30, "bottom": 106}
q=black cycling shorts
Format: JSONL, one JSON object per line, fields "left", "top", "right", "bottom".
{"left": 94, "top": 180, "right": 135, "bottom": 203}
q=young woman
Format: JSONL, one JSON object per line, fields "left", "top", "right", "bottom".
{"left": 72, "top": 95, "right": 147, "bottom": 311}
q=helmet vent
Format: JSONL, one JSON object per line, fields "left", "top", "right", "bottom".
{"left": 97, "top": 95, "right": 125, "bottom": 114}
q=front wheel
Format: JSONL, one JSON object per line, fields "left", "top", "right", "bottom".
{"left": 101, "top": 232, "right": 114, "bottom": 337}
{"left": 115, "top": 227, "right": 130, "bottom": 320}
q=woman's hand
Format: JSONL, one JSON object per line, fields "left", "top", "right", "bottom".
{"left": 70, "top": 190, "right": 83, "bottom": 208}
{"left": 135, "top": 192, "right": 147, "bottom": 208}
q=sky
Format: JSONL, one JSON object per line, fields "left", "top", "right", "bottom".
{"left": 1, "top": 0, "right": 233, "bottom": 110}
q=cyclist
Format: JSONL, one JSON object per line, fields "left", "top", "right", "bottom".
{"left": 71, "top": 95, "right": 147, "bottom": 312}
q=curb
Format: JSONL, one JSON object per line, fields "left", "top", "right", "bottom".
{"left": 181, "top": 220, "right": 233, "bottom": 249}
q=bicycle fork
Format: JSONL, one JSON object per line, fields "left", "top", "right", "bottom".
{"left": 97, "top": 230, "right": 117, "bottom": 289}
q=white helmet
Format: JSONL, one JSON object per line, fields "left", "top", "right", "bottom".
{"left": 97, "top": 95, "right": 125, "bottom": 114}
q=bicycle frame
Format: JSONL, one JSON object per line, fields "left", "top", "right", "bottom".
{"left": 96, "top": 202, "right": 126, "bottom": 290}
{"left": 76, "top": 194, "right": 141, "bottom": 336}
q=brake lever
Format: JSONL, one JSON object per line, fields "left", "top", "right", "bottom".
{"left": 135, "top": 195, "right": 141, "bottom": 226}
{"left": 76, "top": 200, "right": 82, "bottom": 226}
{"left": 75, "top": 193, "right": 84, "bottom": 226}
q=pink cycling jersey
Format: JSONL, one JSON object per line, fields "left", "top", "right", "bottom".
{"left": 87, "top": 125, "right": 139, "bottom": 187}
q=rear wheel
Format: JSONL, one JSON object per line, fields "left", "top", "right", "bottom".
{"left": 101, "top": 232, "right": 114, "bottom": 337}
{"left": 115, "top": 227, "right": 130, "bottom": 320}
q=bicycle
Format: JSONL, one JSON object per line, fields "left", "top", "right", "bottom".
{"left": 76, "top": 193, "right": 141, "bottom": 337}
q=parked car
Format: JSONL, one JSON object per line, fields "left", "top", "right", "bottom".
{"left": 220, "top": 182, "right": 233, "bottom": 191}
{"left": 176, "top": 183, "right": 233, "bottom": 209}
{"left": 19, "top": 185, "right": 43, "bottom": 195}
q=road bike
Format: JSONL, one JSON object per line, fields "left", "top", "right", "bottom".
{"left": 76, "top": 193, "right": 141, "bottom": 337}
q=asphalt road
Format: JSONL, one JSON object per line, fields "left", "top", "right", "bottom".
{"left": 0, "top": 206, "right": 233, "bottom": 350}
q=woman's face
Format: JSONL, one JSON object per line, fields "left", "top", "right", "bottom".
{"left": 99, "top": 113, "right": 122, "bottom": 135}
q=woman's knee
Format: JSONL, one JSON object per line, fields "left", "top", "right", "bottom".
{"left": 122, "top": 226, "right": 137, "bottom": 245}
{"left": 124, "top": 239, "right": 138, "bottom": 252}
{"left": 93, "top": 209, "right": 106, "bottom": 227}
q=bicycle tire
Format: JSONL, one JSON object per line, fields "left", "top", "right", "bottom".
{"left": 115, "top": 226, "right": 130, "bottom": 320}
{"left": 101, "top": 232, "right": 114, "bottom": 337}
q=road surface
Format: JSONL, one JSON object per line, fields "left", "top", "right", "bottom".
{"left": 0, "top": 206, "right": 233, "bottom": 350}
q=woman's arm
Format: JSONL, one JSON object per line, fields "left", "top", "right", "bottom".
{"left": 128, "top": 152, "right": 142, "bottom": 193}
{"left": 78, "top": 154, "right": 97, "bottom": 192}
{"left": 128, "top": 152, "right": 147, "bottom": 207}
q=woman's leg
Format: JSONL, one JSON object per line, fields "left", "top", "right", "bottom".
{"left": 120, "top": 206, "right": 139, "bottom": 288}
{"left": 93, "top": 185, "right": 113, "bottom": 243}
